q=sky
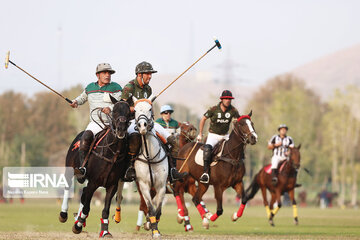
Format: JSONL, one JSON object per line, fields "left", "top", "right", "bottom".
{"left": 0, "top": 0, "right": 359, "bottom": 95}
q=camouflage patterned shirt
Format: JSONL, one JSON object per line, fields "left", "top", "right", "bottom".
{"left": 121, "top": 78, "right": 152, "bottom": 106}
{"left": 204, "top": 103, "right": 240, "bottom": 135}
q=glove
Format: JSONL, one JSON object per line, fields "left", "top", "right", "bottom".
{"left": 197, "top": 134, "right": 203, "bottom": 142}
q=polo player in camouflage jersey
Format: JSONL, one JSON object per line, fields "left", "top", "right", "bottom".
{"left": 121, "top": 61, "right": 188, "bottom": 182}
{"left": 197, "top": 90, "right": 240, "bottom": 183}
{"left": 70, "top": 63, "right": 122, "bottom": 178}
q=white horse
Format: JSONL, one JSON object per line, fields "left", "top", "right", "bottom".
{"left": 115, "top": 99, "right": 168, "bottom": 238}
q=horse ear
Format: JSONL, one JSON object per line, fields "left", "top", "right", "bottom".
{"left": 110, "top": 95, "right": 118, "bottom": 104}
{"left": 297, "top": 144, "right": 301, "bottom": 149}
{"left": 248, "top": 110, "right": 252, "bottom": 117}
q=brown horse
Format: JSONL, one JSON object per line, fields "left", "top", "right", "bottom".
{"left": 113, "top": 122, "right": 198, "bottom": 230}
{"left": 242, "top": 145, "right": 301, "bottom": 226}
{"left": 174, "top": 112, "right": 257, "bottom": 230}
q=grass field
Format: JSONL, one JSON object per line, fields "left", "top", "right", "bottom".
{"left": 0, "top": 199, "right": 359, "bottom": 239}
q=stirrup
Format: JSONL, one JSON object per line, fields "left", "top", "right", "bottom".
{"left": 271, "top": 177, "right": 278, "bottom": 186}
{"left": 199, "top": 173, "right": 209, "bottom": 184}
{"left": 75, "top": 167, "right": 86, "bottom": 178}
{"left": 123, "top": 167, "right": 136, "bottom": 182}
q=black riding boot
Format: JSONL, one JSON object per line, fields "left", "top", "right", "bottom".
{"left": 76, "top": 130, "right": 94, "bottom": 180}
{"left": 166, "top": 135, "right": 188, "bottom": 182}
{"left": 200, "top": 144, "right": 212, "bottom": 184}
{"left": 271, "top": 168, "right": 278, "bottom": 186}
{"left": 123, "top": 132, "right": 141, "bottom": 182}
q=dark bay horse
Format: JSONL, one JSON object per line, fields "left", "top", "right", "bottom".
{"left": 58, "top": 100, "right": 131, "bottom": 237}
{"left": 242, "top": 145, "right": 301, "bottom": 226}
{"left": 174, "top": 112, "right": 258, "bottom": 230}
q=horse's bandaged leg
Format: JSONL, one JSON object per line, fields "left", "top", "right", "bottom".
{"left": 265, "top": 205, "right": 271, "bottom": 218}
{"left": 200, "top": 201, "right": 209, "bottom": 213}
{"left": 196, "top": 204, "right": 206, "bottom": 218}
{"left": 236, "top": 203, "right": 246, "bottom": 218}
{"left": 175, "top": 196, "right": 185, "bottom": 217}
{"left": 76, "top": 202, "right": 84, "bottom": 220}
{"left": 137, "top": 210, "right": 144, "bottom": 226}
{"left": 114, "top": 207, "right": 121, "bottom": 223}
{"left": 61, "top": 189, "right": 70, "bottom": 212}
{"left": 99, "top": 218, "right": 110, "bottom": 237}
{"left": 292, "top": 205, "right": 298, "bottom": 218}
{"left": 272, "top": 207, "right": 280, "bottom": 215}
{"left": 210, "top": 213, "right": 218, "bottom": 221}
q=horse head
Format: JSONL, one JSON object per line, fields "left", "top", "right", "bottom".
{"left": 180, "top": 122, "right": 197, "bottom": 141}
{"left": 134, "top": 99, "right": 154, "bottom": 135}
{"left": 110, "top": 96, "right": 131, "bottom": 139}
{"left": 235, "top": 110, "right": 258, "bottom": 145}
{"left": 289, "top": 144, "right": 301, "bottom": 170}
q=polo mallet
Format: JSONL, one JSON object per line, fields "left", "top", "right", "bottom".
{"left": 4, "top": 51, "right": 73, "bottom": 104}
{"left": 151, "top": 37, "right": 222, "bottom": 102}
{"left": 179, "top": 141, "right": 199, "bottom": 172}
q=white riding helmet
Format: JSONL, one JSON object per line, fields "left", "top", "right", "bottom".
{"left": 160, "top": 105, "right": 174, "bottom": 114}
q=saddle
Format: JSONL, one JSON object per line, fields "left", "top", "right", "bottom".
{"left": 71, "top": 128, "right": 110, "bottom": 152}
{"left": 264, "top": 160, "right": 287, "bottom": 175}
{"left": 195, "top": 140, "right": 227, "bottom": 167}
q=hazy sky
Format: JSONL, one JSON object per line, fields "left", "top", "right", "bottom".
{"left": 1, "top": 0, "right": 359, "bottom": 95}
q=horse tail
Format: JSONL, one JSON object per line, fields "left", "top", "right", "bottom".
{"left": 243, "top": 173, "right": 260, "bottom": 203}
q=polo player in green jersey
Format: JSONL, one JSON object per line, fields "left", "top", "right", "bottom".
{"left": 121, "top": 61, "right": 188, "bottom": 182}
{"left": 70, "top": 63, "right": 122, "bottom": 178}
{"left": 197, "top": 90, "right": 240, "bottom": 183}
{"left": 155, "top": 105, "right": 181, "bottom": 135}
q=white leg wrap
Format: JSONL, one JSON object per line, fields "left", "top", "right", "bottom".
{"left": 61, "top": 189, "right": 69, "bottom": 212}
{"left": 76, "top": 203, "right": 84, "bottom": 220}
{"left": 137, "top": 210, "right": 144, "bottom": 226}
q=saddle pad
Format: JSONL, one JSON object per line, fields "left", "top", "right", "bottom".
{"left": 194, "top": 149, "right": 219, "bottom": 167}
{"left": 264, "top": 161, "right": 287, "bottom": 175}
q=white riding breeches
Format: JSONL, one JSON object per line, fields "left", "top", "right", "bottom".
{"left": 205, "top": 132, "right": 229, "bottom": 148}
{"left": 271, "top": 155, "right": 286, "bottom": 169}
{"left": 85, "top": 121, "right": 106, "bottom": 136}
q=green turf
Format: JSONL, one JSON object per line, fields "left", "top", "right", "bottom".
{"left": 0, "top": 199, "right": 359, "bottom": 239}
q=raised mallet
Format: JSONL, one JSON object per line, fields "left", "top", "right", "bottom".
{"left": 151, "top": 37, "right": 222, "bottom": 102}
{"left": 4, "top": 51, "right": 73, "bottom": 104}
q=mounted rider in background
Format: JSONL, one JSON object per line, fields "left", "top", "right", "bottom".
{"left": 267, "top": 124, "right": 294, "bottom": 186}
{"left": 70, "top": 63, "right": 122, "bottom": 178}
{"left": 121, "top": 61, "right": 188, "bottom": 182}
{"left": 197, "top": 90, "right": 240, "bottom": 183}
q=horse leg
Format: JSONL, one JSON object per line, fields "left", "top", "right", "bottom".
{"left": 260, "top": 187, "right": 271, "bottom": 219}
{"left": 268, "top": 192, "right": 277, "bottom": 227}
{"left": 99, "top": 184, "right": 118, "bottom": 238}
{"left": 289, "top": 188, "right": 299, "bottom": 225}
{"left": 272, "top": 189, "right": 282, "bottom": 216}
{"left": 138, "top": 186, "right": 148, "bottom": 231}
{"left": 72, "top": 182, "right": 97, "bottom": 234}
{"left": 114, "top": 180, "right": 124, "bottom": 224}
{"left": 59, "top": 167, "right": 74, "bottom": 223}
{"left": 192, "top": 183, "right": 209, "bottom": 229}
{"left": 208, "top": 185, "right": 225, "bottom": 222}
{"left": 231, "top": 181, "right": 246, "bottom": 221}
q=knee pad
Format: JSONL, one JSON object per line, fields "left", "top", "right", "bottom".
{"left": 80, "top": 130, "right": 94, "bottom": 151}
{"left": 128, "top": 132, "right": 141, "bottom": 155}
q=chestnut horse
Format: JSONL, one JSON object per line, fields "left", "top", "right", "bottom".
{"left": 174, "top": 112, "right": 257, "bottom": 230}
{"left": 242, "top": 145, "right": 301, "bottom": 226}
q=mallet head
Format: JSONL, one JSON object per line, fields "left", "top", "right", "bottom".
{"left": 213, "top": 37, "right": 222, "bottom": 50}
{"left": 5, "top": 51, "right": 10, "bottom": 69}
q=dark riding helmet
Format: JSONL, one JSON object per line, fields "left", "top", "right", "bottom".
{"left": 220, "top": 90, "right": 234, "bottom": 99}
{"left": 278, "top": 124, "right": 289, "bottom": 131}
{"left": 135, "top": 61, "right": 157, "bottom": 75}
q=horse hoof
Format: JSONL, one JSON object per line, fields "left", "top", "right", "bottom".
{"left": 144, "top": 222, "right": 151, "bottom": 231}
{"left": 177, "top": 215, "right": 184, "bottom": 224}
{"left": 72, "top": 223, "right": 83, "bottom": 234}
{"left": 185, "top": 224, "right": 193, "bottom": 232}
{"left": 152, "top": 229, "right": 161, "bottom": 239}
{"left": 202, "top": 218, "right": 209, "bottom": 229}
{"left": 294, "top": 217, "right": 299, "bottom": 225}
{"left": 103, "top": 233, "right": 113, "bottom": 238}
{"left": 231, "top": 212, "right": 238, "bottom": 222}
{"left": 135, "top": 225, "right": 141, "bottom": 231}
{"left": 59, "top": 212, "right": 68, "bottom": 223}
{"left": 269, "top": 219, "right": 275, "bottom": 227}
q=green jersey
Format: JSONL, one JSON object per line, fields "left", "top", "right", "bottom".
{"left": 121, "top": 79, "right": 152, "bottom": 106}
{"left": 155, "top": 118, "right": 180, "bottom": 133}
{"left": 204, "top": 103, "right": 240, "bottom": 135}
